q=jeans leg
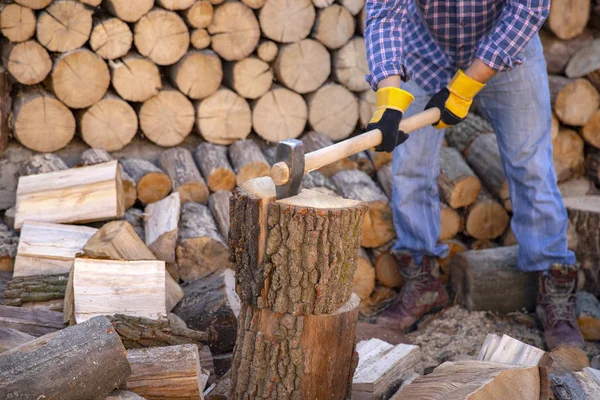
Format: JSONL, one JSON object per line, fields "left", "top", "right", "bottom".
{"left": 474, "top": 34, "right": 576, "bottom": 272}
{"left": 390, "top": 80, "right": 448, "bottom": 263}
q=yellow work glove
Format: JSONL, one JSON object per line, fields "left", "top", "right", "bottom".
{"left": 425, "top": 69, "right": 485, "bottom": 129}
{"left": 366, "top": 87, "right": 414, "bottom": 152}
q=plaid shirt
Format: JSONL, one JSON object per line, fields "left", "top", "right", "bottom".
{"left": 364, "top": 0, "right": 550, "bottom": 94}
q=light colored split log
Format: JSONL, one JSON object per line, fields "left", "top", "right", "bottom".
{"left": 274, "top": 38, "right": 330, "bottom": 94}
{"left": 302, "top": 130, "right": 358, "bottom": 177}
{"left": 209, "top": 190, "right": 232, "bottom": 240}
{"left": 576, "top": 291, "right": 600, "bottom": 341}
{"left": 168, "top": 50, "right": 222, "bottom": 100}
{"left": 307, "top": 82, "right": 359, "bottom": 141}
{"left": 230, "top": 293, "right": 360, "bottom": 399}
{"left": 370, "top": 243, "right": 403, "bottom": 289}
{"left": 208, "top": 1, "right": 260, "bottom": 61}
{"left": 105, "top": 0, "right": 153, "bottom": 22}
{"left": 0, "top": 223, "right": 18, "bottom": 272}
{"left": 126, "top": 344, "right": 208, "bottom": 399}
{"left": 134, "top": 9, "right": 189, "bottom": 66}
{"left": 90, "top": 17, "right": 133, "bottom": 60}
{"left": 15, "top": 161, "right": 125, "bottom": 230}
{"left": 84, "top": 220, "right": 154, "bottom": 260}
{"left": 20, "top": 153, "right": 67, "bottom": 176}
{"left": 196, "top": 88, "right": 252, "bottom": 144}
{"left": 14, "top": 0, "right": 51, "bottom": 10}
{"left": 110, "top": 52, "right": 161, "bottom": 102}
{"left": 190, "top": 28, "right": 211, "bottom": 49}
{"left": 176, "top": 202, "right": 229, "bottom": 281}
{"left": 463, "top": 133, "right": 511, "bottom": 211}
{"left": 224, "top": 57, "right": 272, "bottom": 100}
{"left": 312, "top": 4, "right": 355, "bottom": 49}
{"left": 353, "top": 339, "right": 422, "bottom": 400}
{"left": 359, "top": 89, "right": 376, "bottom": 129}
{"left": 158, "top": 147, "right": 208, "bottom": 204}
{"left": 120, "top": 158, "right": 172, "bottom": 205}
{"left": 259, "top": 0, "right": 315, "bottom": 43}
{"left": 139, "top": 86, "right": 195, "bottom": 147}
{"left": 552, "top": 128, "right": 585, "bottom": 182}
{"left": 567, "top": 38, "right": 600, "bottom": 78}
{"left": 440, "top": 202, "right": 462, "bottom": 241}
{"left": 184, "top": 0, "right": 213, "bottom": 28}
{"left": 73, "top": 258, "right": 166, "bottom": 323}
{"left": 333, "top": 36, "right": 370, "bottom": 92}
{"left": 1, "top": 40, "right": 50, "bottom": 85}
{"left": 228, "top": 139, "right": 271, "bottom": 185}
{"left": 546, "top": 0, "right": 590, "bottom": 40}
{"left": 157, "top": 0, "right": 196, "bottom": 11}
{"left": 0, "top": 305, "right": 64, "bottom": 336}
{"left": 438, "top": 146, "right": 481, "bottom": 209}
{"left": 52, "top": 49, "right": 110, "bottom": 109}
{"left": 353, "top": 248, "right": 375, "bottom": 300}
{"left": 539, "top": 29, "right": 593, "bottom": 75}
{"left": 123, "top": 208, "right": 145, "bottom": 240}
{"left": 13, "top": 221, "right": 97, "bottom": 278}
{"left": 172, "top": 268, "right": 240, "bottom": 354}
{"left": 554, "top": 78, "right": 600, "bottom": 126}
{"left": 80, "top": 149, "right": 137, "bottom": 209}
{"left": 13, "top": 87, "right": 75, "bottom": 153}
{"left": 477, "top": 333, "right": 547, "bottom": 366}
{"left": 194, "top": 142, "right": 236, "bottom": 192}
{"left": 79, "top": 92, "right": 138, "bottom": 152}
{"left": 0, "top": 327, "right": 34, "bottom": 353}
{"left": 36, "top": 0, "right": 92, "bottom": 52}
{"left": 444, "top": 112, "right": 493, "bottom": 153}
{"left": 0, "top": 4, "right": 35, "bottom": 43}
{"left": 144, "top": 193, "right": 180, "bottom": 264}
{"left": 257, "top": 39, "right": 278, "bottom": 62}
{"left": 2, "top": 273, "right": 67, "bottom": 311}
{"left": 463, "top": 187, "right": 510, "bottom": 240}
{"left": 0, "top": 316, "right": 131, "bottom": 400}
{"left": 252, "top": 86, "right": 307, "bottom": 142}
{"left": 391, "top": 360, "right": 543, "bottom": 400}
{"left": 449, "top": 246, "right": 537, "bottom": 313}
{"left": 582, "top": 109, "right": 600, "bottom": 149}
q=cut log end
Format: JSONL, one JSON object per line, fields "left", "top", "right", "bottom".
{"left": 134, "top": 9, "right": 189, "bottom": 66}
{"left": 1, "top": 4, "right": 36, "bottom": 43}
{"left": 36, "top": 1, "right": 92, "bottom": 52}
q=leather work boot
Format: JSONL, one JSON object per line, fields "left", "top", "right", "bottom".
{"left": 536, "top": 263, "right": 585, "bottom": 350}
{"left": 379, "top": 251, "right": 449, "bottom": 331}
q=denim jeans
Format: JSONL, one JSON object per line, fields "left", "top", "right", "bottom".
{"left": 390, "top": 33, "right": 576, "bottom": 272}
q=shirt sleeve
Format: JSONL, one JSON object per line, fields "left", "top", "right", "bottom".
{"left": 364, "top": 0, "right": 410, "bottom": 91}
{"left": 476, "top": 0, "right": 550, "bottom": 71}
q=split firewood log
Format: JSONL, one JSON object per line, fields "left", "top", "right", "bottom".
{"left": 36, "top": 0, "right": 93, "bottom": 52}
{"left": 224, "top": 57, "right": 272, "bottom": 100}
{"left": 184, "top": 0, "right": 213, "bottom": 28}
{"left": 209, "top": 190, "right": 232, "bottom": 240}
{"left": 172, "top": 268, "right": 239, "bottom": 355}
{"left": 546, "top": 0, "right": 590, "bottom": 40}
{"left": 168, "top": 50, "right": 222, "bottom": 100}
{"left": 109, "top": 52, "right": 162, "bottom": 102}
{"left": 230, "top": 177, "right": 367, "bottom": 314}
{"left": 307, "top": 82, "right": 359, "bottom": 141}
{"left": 259, "top": 0, "right": 315, "bottom": 43}
{"left": 230, "top": 294, "right": 360, "bottom": 400}
{"left": 0, "top": 305, "right": 64, "bottom": 337}
{"left": 120, "top": 158, "right": 172, "bottom": 205}
{"left": 0, "top": 327, "right": 34, "bottom": 353}
{"left": 105, "top": 0, "right": 154, "bottom": 23}
{"left": 207, "top": 1, "right": 260, "bottom": 61}
{"left": 158, "top": 147, "right": 209, "bottom": 204}
{"left": 353, "top": 248, "right": 376, "bottom": 300}
{"left": 301, "top": 130, "right": 358, "bottom": 177}
{"left": 0, "top": 4, "right": 36, "bottom": 43}
{"left": 196, "top": 88, "right": 252, "bottom": 145}
{"left": 477, "top": 333, "right": 548, "bottom": 366}
{"left": 144, "top": 192, "right": 180, "bottom": 264}
{"left": 539, "top": 29, "right": 593, "bottom": 75}
{"left": 257, "top": 39, "right": 278, "bottom": 62}
{"left": 552, "top": 128, "right": 585, "bottom": 182}
{"left": 13, "top": 87, "right": 75, "bottom": 152}
{"left": 331, "top": 169, "right": 394, "bottom": 248}
{"left": 438, "top": 146, "right": 481, "bottom": 209}
{"left": 369, "top": 242, "right": 403, "bottom": 289}
{"left": 463, "top": 187, "right": 510, "bottom": 240}
{"left": 312, "top": 4, "right": 355, "bottom": 49}
{"left": 176, "top": 202, "right": 230, "bottom": 282}
{"left": 2, "top": 273, "right": 67, "bottom": 311}
{"left": 83, "top": 220, "right": 154, "bottom": 260}
{"left": 274, "top": 38, "right": 330, "bottom": 94}
{"left": 89, "top": 17, "right": 132, "bottom": 60}
{"left": 194, "top": 142, "right": 236, "bottom": 192}
{"left": 138, "top": 85, "right": 195, "bottom": 147}
{"left": 1, "top": 40, "right": 51, "bottom": 85}
{"left": 332, "top": 36, "right": 370, "bottom": 92}
{"left": 554, "top": 78, "right": 600, "bottom": 126}
{"left": 228, "top": 138, "right": 271, "bottom": 185}
{"left": 190, "top": 28, "right": 211, "bottom": 49}
{"left": 134, "top": 8, "right": 189, "bottom": 66}
{"left": 0, "top": 316, "right": 131, "bottom": 400}
{"left": 252, "top": 86, "right": 308, "bottom": 142}
{"left": 0, "top": 223, "right": 18, "bottom": 272}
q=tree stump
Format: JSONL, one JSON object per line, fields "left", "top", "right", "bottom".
{"left": 133, "top": 8, "right": 189, "bottom": 66}
{"left": 258, "top": 0, "right": 315, "bottom": 43}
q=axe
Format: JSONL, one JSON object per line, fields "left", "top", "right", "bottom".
{"left": 271, "top": 107, "right": 441, "bottom": 199}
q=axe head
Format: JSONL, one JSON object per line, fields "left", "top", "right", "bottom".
{"left": 275, "top": 139, "right": 305, "bottom": 200}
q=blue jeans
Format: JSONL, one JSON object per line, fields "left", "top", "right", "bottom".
{"left": 390, "top": 33, "right": 576, "bottom": 272}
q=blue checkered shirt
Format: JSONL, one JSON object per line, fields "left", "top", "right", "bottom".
{"left": 364, "top": 0, "right": 550, "bottom": 94}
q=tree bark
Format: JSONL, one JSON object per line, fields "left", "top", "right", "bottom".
{"left": 229, "top": 294, "right": 360, "bottom": 400}
{"left": 259, "top": 0, "right": 315, "bottom": 43}
{"left": 307, "top": 82, "right": 359, "bottom": 141}
{"left": 177, "top": 202, "right": 230, "bottom": 282}
{"left": 194, "top": 142, "right": 236, "bottom": 192}
{"left": 196, "top": 87, "right": 252, "bottom": 145}
{"left": 539, "top": 29, "right": 593, "bottom": 75}
{"left": 36, "top": 0, "right": 92, "bottom": 52}
{"left": 0, "top": 315, "right": 130, "bottom": 400}
{"left": 301, "top": 130, "right": 358, "bottom": 177}
{"left": 331, "top": 169, "right": 393, "bottom": 248}
{"left": 463, "top": 187, "right": 510, "bottom": 240}
{"left": 1, "top": 40, "right": 51, "bottom": 85}
{"left": 209, "top": 190, "right": 232, "bottom": 240}
{"left": 554, "top": 78, "right": 600, "bottom": 126}
{"left": 0, "top": 223, "right": 17, "bottom": 273}
{"left": 252, "top": 86, "right": 307, "bottom": 142}
{"left": 207, "top": 2, "right": 259, "bottom": 61}
{"left": 183, "top": 0, "right": 213, "bottom": 28}
{"left": 312, "top": 4, "right": 355, "bottom": 49}
{"left": 332, "top": 36, "right": 370, "bottom": 92}
{"left": 546, "top": 0, "right": 590, "bottom": 40}
{"left": 2, "top": 273, "right": 67, "bottom": 311}
{"left": 144, "top": 192, "right": 180, "bottom": 263}
{"left": 158, "top": 147, "right": 209, "bottom": 204}
{"left": 224, "top": 57, "right": 272, "bottom": 100}
{"left": 121, "top": 158, "right": 172, "bottom": 205}
{"left": 109, "top": 52, "right": 161, "bottom": 102}
{"left": 105, "top": 0, "right": 153, "bottom": 23}
{"left": 123, "top": 208, "right": 146, "bottom": 240}
{"left": 168, "top": 50, "right": 222, "bottom": 100}
{"left": 0, "top": 305, "right": 64, "bottom": 336}
{"left": 230, "top": 178, "right": 368, "bottom": 314}
{"left": 0, "top": 4, "right": 36, "bottom": 43}
{"left": 228, "top": 138, "right": 271, "bottom": 185}
{"left": 134, "top": 8, "right": 189, "bottom": 66}
{"left": 20, "top": 153, "right": 67, "bottom": 176}
{"left": 90, "top": 17, "right": 132, "bottom": 60}
{"left": 173, "top": 268, "right": 240, "bottom": 355}
{"left": 274, "top": 39, "right": 330, "bottom": 94}
{"left": 438, "top": 146, "right": 481, "bottom": 209}
{"left": 444, "top": 113, "right": 493, "bottom": 153}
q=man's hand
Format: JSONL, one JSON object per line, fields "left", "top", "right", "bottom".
{"left": 425, "top": 62, "right": 489, "bottom": 129}
{"left": 367, "top": 86, "right": 414, "bottom": 152}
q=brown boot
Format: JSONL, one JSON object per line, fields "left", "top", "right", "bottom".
{"left": 379, "top": 251, "right": 449, "bottom": 331}
{"left": 536, "top": 263, "right": 585, "bottom": 350}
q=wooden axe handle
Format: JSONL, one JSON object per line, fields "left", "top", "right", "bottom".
{"left": 271, "top": 107, "right": 441, "bottom": 185}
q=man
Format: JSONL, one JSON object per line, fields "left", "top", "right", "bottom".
{"left": 363, "top": 0, "right": 584, "bottom": 350}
